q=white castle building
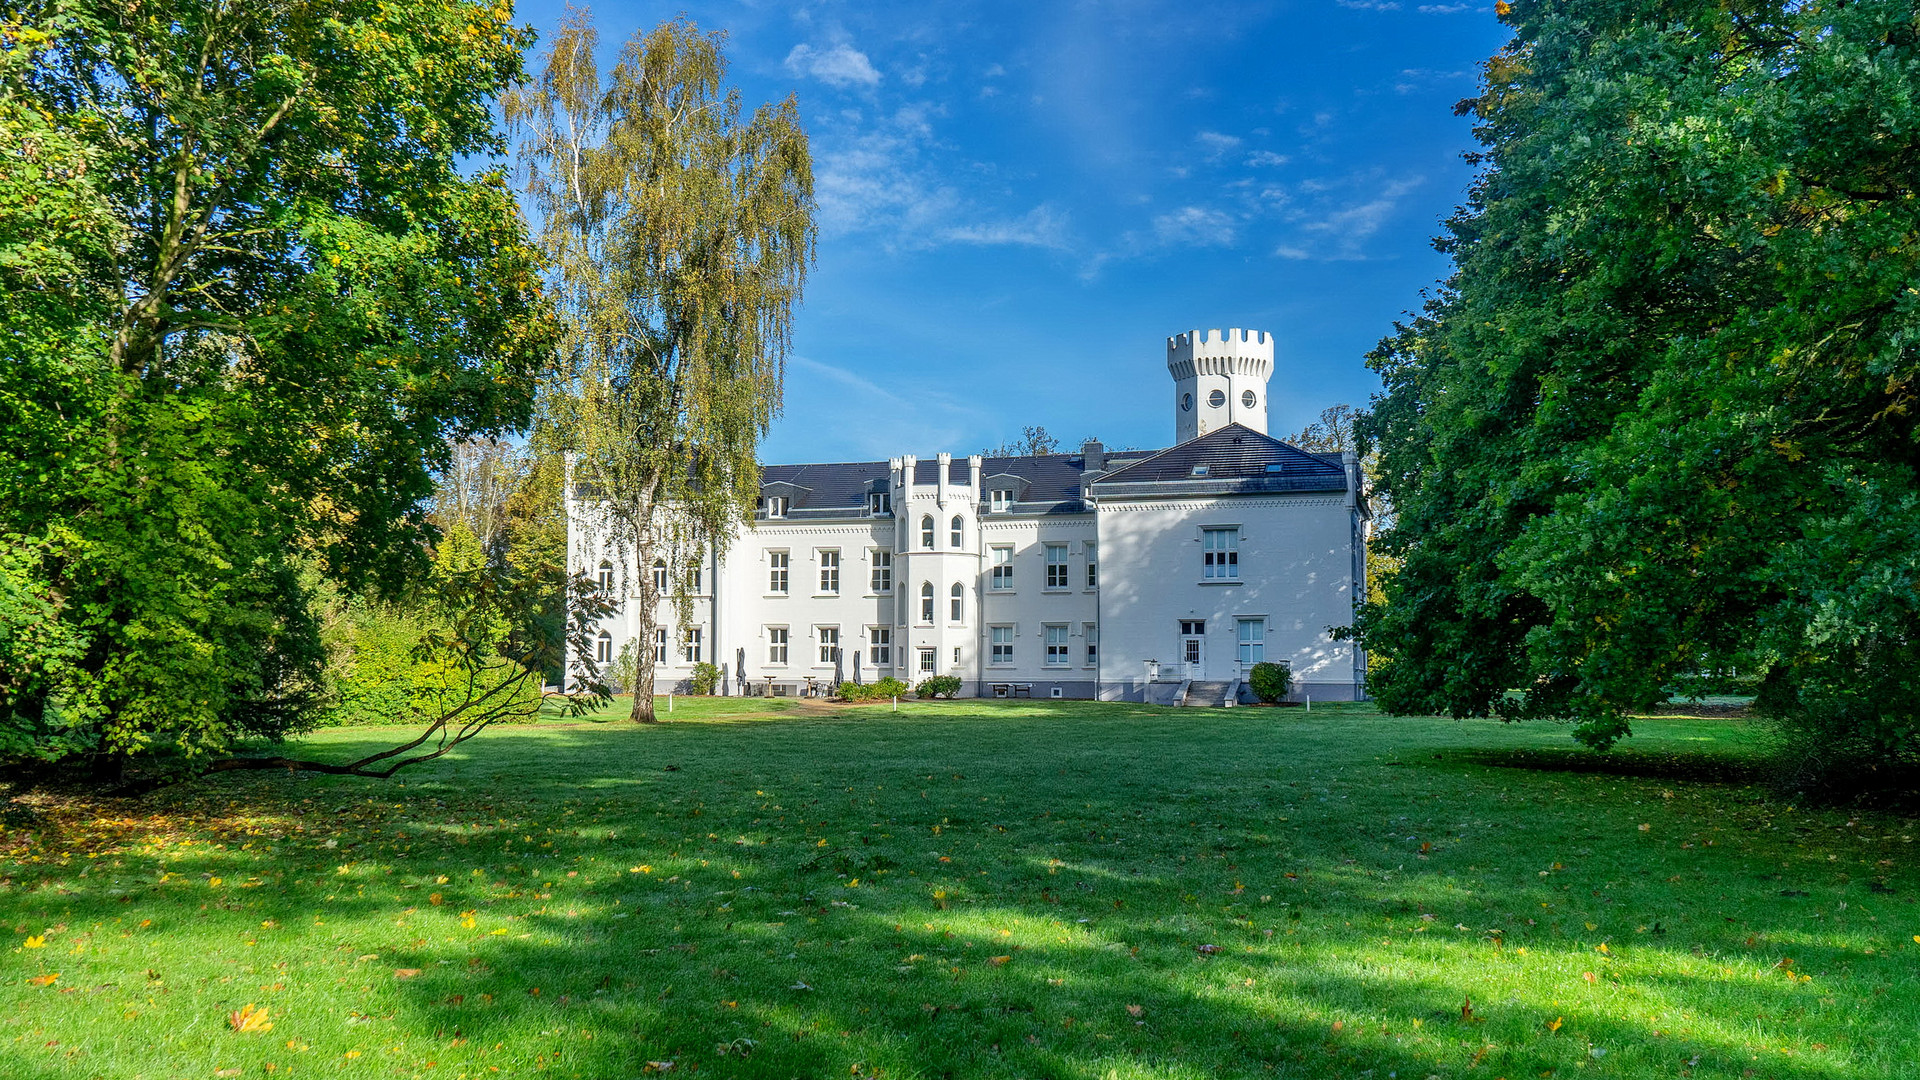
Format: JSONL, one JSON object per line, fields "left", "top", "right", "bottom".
{"left": 568, "top": 329, "right": 1369, "bottom": 704}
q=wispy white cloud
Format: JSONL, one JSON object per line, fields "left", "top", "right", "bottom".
{"left": 942, "top": 204, "right": 1072, "bottom": 249}
{"left": 1195, "top": 130, "right": 1242, "bottom": 160}
{"left": 1416, "top": 3, "right": 1480, "bottom": 13}
{"left": 785, "top": 43, "right": 882, "bottom": 88}
{"left": 1337, "top": 0, "right": 1402, "bottom": 9}
{"left": 1153, "top": 205, "right": 1237, "bottom": 247}
{"left": 1246, "top": 150, "right": 1290, "bottom": 167}
{"left": 1277, "top": 174, "right": 1426, "bottom": 259}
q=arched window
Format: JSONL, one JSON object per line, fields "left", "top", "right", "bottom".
{"left": 920, "top": 515, "right": 934, "bottom": 549}
{"left": 597, "top": 560, "right": 614, "bottom": 592}
{"left": 595, "top": 630, "right": 612, "bottom": 664}
{"left": 920, "top": 581, "right": 935, "bottom": 624}
{"left": 652, "top": 560, "right": 668, "bottom": 593}
{"left": 949, "top": 582, "right": 963, "bottom": 623}
{"left": 950, "top": 515, "right": 964, "bottom": 548}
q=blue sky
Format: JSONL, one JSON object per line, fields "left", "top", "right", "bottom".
{"left": 513, "top": 0, "right": 1511, "bottom": 462}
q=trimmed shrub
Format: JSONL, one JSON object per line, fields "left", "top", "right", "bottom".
{"left": 840, "top": 677, "right": 910, "bottom": 703}
{"left": 1249, "top": 661, "right": 1292, "bottom": 703}
{"left": 915, "top": 675, "right": 962, "bottom": 699}
{"left": 689, "top": 662, "right": 722, "bottom": 696}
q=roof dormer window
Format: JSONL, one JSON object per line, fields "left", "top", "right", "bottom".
{"left": 765, "top": 495, "right": 789, "bottom": 518}
{"left": 989, "top": 489, "right": 1013, "bottom": 513}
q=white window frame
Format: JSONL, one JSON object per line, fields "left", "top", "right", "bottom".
{"left": 1203, "top": 527, "right": 1240, "bottom": 580}
{"left": 1086, "top": 543, "right": 1098, "bottom": 589}
{"left": 768, "top": 550, "right": 789, "bottom": 595}
{"left": 767, "top": 626, "right": 789, "bottom": 666}
{"left": 990, "top": 624, "right": 1014, "bottom": 665}
{"left": 595, "top": 630, "right": 613, "bottom": 665}
{"left": 1085, "top": 622, "right": 1098, "bottom": 665}
{"left": 989, "top": 489, "right": 1013, "bottom": 513}
{"left": 920, "top": 515, "right": 935, "bottom": 549}
{"left": 867, "top": 491, "right": 891, "bottom": 515}
{"left": 919, "top": 581, "right": 935, "bottom": 624}
{"left": 1237, "top": 617, "right": 1266, "bottom": 665}
{"left": 1044, "top": 543, "right": 1069, "bottom": 589}
{"left": 950, "top": 515, "right": 964, "bottom": 549}
{"left": 652, "top": 560, "right": 668, "bottom": 594}
{"left": 949, "top": 581, "right": 964, "bottom": 623}
{"left": 990, "top": 545, "right": 1014, "bottom": 590}
{"left": 818, "top": 549, "right": 840, "bottom": 595}
{"left": 681, "top": 626, "right": 703, "bottom": 664}
{"left": 870, "top": 549, "right": 892, "bottom": 594}
{"left": 596, "top": 561, "right": 615, "bottom": 593}
{"left": 1044, "top": 623, "right": 1070, "bottom": 666}
{"left": 817, "top": 625, "right": 839, "bottom": 666}
{"left": 917, "top": 646, "right": 936, "bottom": 674}
{"left": 765, "top": 495, "right": 789, "bottom": 518}
{"left": 868, "top": 626, "right": 891, "bottom": 666}
{"left": 653, "top": 627, "right": 668, "bottom": 666}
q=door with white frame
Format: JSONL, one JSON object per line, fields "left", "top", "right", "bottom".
{"left": 1178, "top": 619, "right": 1206, "bottom": 679}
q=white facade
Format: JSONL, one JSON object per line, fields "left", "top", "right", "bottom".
{"left": 569, "top": 328, "right": 1368, "bottom": 703}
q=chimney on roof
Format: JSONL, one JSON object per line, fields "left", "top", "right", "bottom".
{"left": 1081, "top": 439, "right": 1106, "bottom": 475}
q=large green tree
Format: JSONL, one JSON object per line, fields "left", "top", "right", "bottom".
{"left": 508, "top": 12, "right": 815, "bottom": 722}
{"left": 0, "top": 0, "right": 555, "bottom": 771}
{"left": 1357, "top": 0, "right": 1920, "bottom": 785}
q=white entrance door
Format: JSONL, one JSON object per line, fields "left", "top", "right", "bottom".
{"left": 1182, "top": 634, "right": 1205, "bottom": 679}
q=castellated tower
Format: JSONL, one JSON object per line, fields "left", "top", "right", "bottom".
{"left": 1168, "top": 328, "right": 1274, "bottom": 444}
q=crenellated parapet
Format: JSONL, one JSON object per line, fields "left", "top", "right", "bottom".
{"left": 1167, "top": 327, "right": 1275, "bottom": 443}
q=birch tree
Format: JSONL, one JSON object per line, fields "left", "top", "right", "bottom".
{"left": 508, "top": 12, "right": 815, "bottom": 722}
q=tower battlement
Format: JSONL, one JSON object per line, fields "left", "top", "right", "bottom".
{"left": 1167, "top": 327, "right": 1275, "bottom": 443}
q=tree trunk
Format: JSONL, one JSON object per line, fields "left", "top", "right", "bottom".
{"left": 628, "top": 492, "right": 661, "bottom": 723}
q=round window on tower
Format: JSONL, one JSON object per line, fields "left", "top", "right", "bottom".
{"left": 1208, "top": 389, "right": 1226, "bottom": 408}
{"left": 1181, "top": 392, "right": 1193, "bottom": 411}
{"left": 1242, "top": 389, "right": 1257, "bottom": 408}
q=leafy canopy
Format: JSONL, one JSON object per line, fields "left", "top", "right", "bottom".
{"left": 0, "top": 0, "right": 554, "bottom": 764}
{"left": 1356, "top": 0, "right": 1920, "bottom": 774}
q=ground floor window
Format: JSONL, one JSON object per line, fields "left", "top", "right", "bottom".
{"left": 595, "top": 630, "right": 612, "bottom": 665}
{"left": 767, "top": 627, "right": 788, "bottom": 665}
{"left": 1045, "top": 624, "right": 1070, "bottom": 665}
{"left": 818, "top": 626, "right": 839, "bottom": 665}
{"left": 681, "top": 627, "right": 702, "bottom": 664}
{"left": 917, "top": 647, "right": 936, "bottom": 674}
{"left": 990, "top": 625, "right": 1014, "bottom": 664}
{"left": 1237, "top": 617, "right": 1266, "bottom": 664}
{"left": 868, "top": 626, "right": 891, "bottom": 666}
{"left": 653, "top": 627, "right": 667, "bottom": 666}
{"left": 1084, "top": 622, "right": 1098, "bottom": 664}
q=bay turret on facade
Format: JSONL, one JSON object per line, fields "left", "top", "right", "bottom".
{"left": 569, "top": 328, "right": 1367, "bottom": 704}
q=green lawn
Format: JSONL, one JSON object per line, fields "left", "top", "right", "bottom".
{"left": 5, "top": 700, "right": 1917, "bottom": 1079}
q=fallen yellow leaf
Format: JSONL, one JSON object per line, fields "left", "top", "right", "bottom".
{"left": 27, "top": 973, "right": 58, "bottom": 987}
{"left": 394, "top": 968, "right": 422, "bottom": 979}
{"left": 229, "top": 1003, "right": 273, "bottom": 1033}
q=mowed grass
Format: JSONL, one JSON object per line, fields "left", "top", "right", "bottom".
{"left": 4, "top": 700, "right": 1918, "bottom": 1080}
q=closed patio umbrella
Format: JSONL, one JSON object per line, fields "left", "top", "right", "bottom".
{"left": 833, "top": 648, "right": 844, "bottom": 691}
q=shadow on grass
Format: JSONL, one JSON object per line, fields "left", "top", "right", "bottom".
{"left": 1438, "top": 746, "right": 1771, "bottom": 786}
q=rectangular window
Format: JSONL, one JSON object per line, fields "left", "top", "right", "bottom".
{"left": 1237, "top": 617, "right": 1266, "bottom": 664}
{"left": 764, "top": 495, "right": 789, "bottom": 518}
{"left": 768, "top": 551, "right": 789, "bottom": 595}
{"left": 867, "top": 491, "right": 891, "bottom": 515}
{"left": 989, "top": 489, "right": 1013, "bottom": 513}
{"left": 870, "top": 549, "right": 892, "bottom": 593}
{"left": 868, "top": 626, "right": 891, "bottom": 666}
{"left": 950, "top": 518, "right": 964, "bottom": 548}
{"left": 653, "top": 628, "right": 667, "bottom": 666}
{"left": 990, "top": 625, "right": 1014, "bottom": 664}
{"left": 949, "top": 584, "right": 963, "bottom": 623}
{"left": 681, "top": 627, "right": 702, "bottom": 664}
{"left": 1203, "top": 527, "right": 1240, "bottom": 580}
{"left": 819, "top": 550, "right": 840, "bottom": 594}
{"left": 818, "top": 626, "right": 839, "bottom": 665}
{"left": 1045, "top": 624, "right": 1070, "bottom": 666}
{"left": 1085, "top": 622, "right": 1098, "bottom": 665}
{"left": 684, "top": 561, "right": 703, "bottom": 594}
{"left": 1044, "top": 544, "right": 1069, "bottom": 588}
{"left": 595, "top": 633, "right": 612, "bottom": 664}
{"left": 1180, "top": 619, "right": 1206, "bottom": 636}
{"left": 953, "top": 646, "right": 962, "bottom": 665}
{"left": 652, "top": 562, "right": 668, "bottom": 593}
{"left": 767, "top": 627, "right": 788, "bottom": 665}
{"left": 1086, "top": 543, "right": 1098, "bottom": 589}
{"left": 917, "top": 647, "right": 936, "bottom": 674}
{"left": 990, "top": 546, "right": 1014, "bottom": 590}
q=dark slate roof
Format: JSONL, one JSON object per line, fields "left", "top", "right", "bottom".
{"left": 1090, "top": 424, "right": 1347, "bottom": 492}
{"left": 758, "top": 460, "right": 889, "bottom": 513}
{"left": 910, "top": 457, "right": 973, "bottom": 485}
